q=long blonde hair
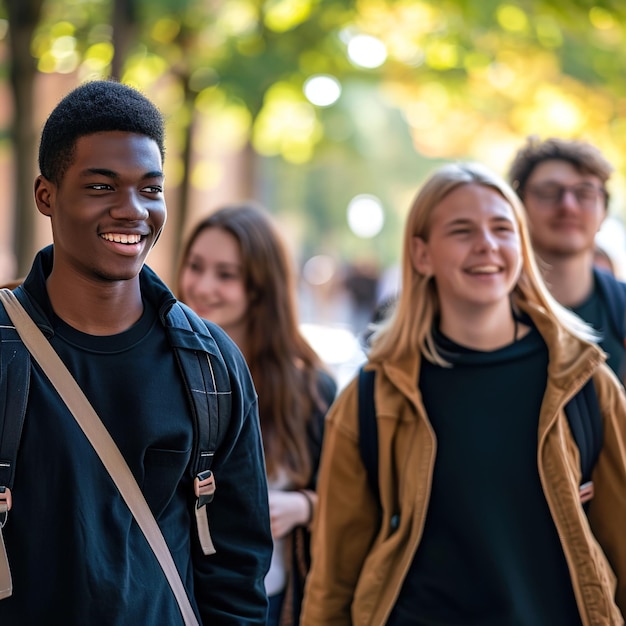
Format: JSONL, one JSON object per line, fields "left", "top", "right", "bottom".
{"left": 369, "top": 161, "right": 596, "bottom": 365}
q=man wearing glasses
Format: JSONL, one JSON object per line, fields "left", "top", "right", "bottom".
{"left": 508, "top": 136, "right": 626, "bottom": 380}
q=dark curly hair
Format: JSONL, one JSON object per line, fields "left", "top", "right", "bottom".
{"left": 507, "top": 136, "right": 613, "bottom": 208}
{"left": 38, "top": 80, "right": 165, "bottom": 184}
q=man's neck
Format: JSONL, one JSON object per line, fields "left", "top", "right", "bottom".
{"left": 537, "top": 251, "right": 595, "bottom": 308}
{"left": 46, "top": 270, "right": 144, "bottom": 336}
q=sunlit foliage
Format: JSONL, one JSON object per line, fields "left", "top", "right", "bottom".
{"left": 6, "top": 0, "right": 626, "bottom": 270}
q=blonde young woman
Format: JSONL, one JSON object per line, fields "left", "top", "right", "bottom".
{"left": 177, "top": 203, "right": 336, "bottom": 625}
{"left": 301, "top": 162, "right": 626, "bottom": 626}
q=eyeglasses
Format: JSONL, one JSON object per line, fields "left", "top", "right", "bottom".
{"left": 525, "top": 183, "right": 606, "bottom": 209}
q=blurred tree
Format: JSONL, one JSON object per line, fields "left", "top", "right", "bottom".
{"left": 4, "top": 0, "right": 44, "bottom": 276}
{"left": 111, "top": 0, "right": 137, "bottom": 80}
{"left": 3, "top": 0, "right": 626, "bottom": 277}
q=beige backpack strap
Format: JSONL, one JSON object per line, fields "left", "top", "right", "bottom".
{"left": 0, "top": 289, "right": 199, "bottom": 625}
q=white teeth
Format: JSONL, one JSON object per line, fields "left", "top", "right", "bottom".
{"left": 469, "top": 265, "right": 499, "bottom": 274}
{"left": 101, "top": 233, "right": 141, "bottom": 244}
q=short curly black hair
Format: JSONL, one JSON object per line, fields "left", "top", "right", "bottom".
{"left": 507, "top": 136, "right": 613, "bottom": 207}
{"left": 38, "top": 80, "right": 165, "bottom": 184}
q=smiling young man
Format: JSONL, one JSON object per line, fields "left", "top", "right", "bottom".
{"left": 0, "top": 81, "right": 272, "bottom": 624}
{"left": 508, "top": 136, "right": 626, "bottom": 379}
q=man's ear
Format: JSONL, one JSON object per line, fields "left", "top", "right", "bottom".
{"left": 411, "top": 236, "right": 432, "bottom": 276}
{"left": 34, "top": 175, "right": 54, "bottom": 217}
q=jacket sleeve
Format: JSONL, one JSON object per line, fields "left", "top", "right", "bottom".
{"left": 588, "top": 367, "right": 626, "bottom": 617}
{"left": 191, "top": 331, "right": 272, "bottom": 625}
{"left": 300, "top": 378, "right": 380, "bottom": 626}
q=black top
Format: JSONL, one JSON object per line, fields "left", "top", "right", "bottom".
{"left": 0, "top": 246, "right": 272, "bottom": 625}
{"left": 572, "top": 275, "right": 623, "bottom": 376}
{"left": 387, "top": 323, "right": 582, "bottom": 626}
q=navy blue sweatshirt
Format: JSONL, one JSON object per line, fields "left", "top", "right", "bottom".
{"left": 0, "top": 246, "right": 272, "bottom": 625}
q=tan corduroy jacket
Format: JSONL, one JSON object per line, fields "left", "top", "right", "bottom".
{"left": 301, "top": 301, "right": 626, "bottom": 626}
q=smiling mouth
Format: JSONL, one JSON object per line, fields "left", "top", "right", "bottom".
{"left": 100, "top": 233, "right": 143, "bottom": 244}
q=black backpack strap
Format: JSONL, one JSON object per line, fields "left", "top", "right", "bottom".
{"left": 563, "top": 377, "right": 603, "bottom": 512}
{"left": 593, "top": 268, "right": 626, "bottom": 379}
{"left": 0, "top": 299, "right": 31, "bottom": 600}
{"left": 618, "top": 279, "right": 626, "bottom": 381}
{"left": 164, "top": 302, "right": 232, "bottom": 555}
{"left": 358, "top": 363, "right": 603, "bottom": 512}
{"left": 0, "top": 295, "right": 29, "bottom": 600}
{"left": 357, "top": 365, "right": 379, "bottom": 503}
{"left": 593, "top": 268, "right": 626, "bottom": 337}
{"left": 564, "top": 377, "right": 603, "bottom": 484}
{"left": 0, "top": 307, "right": 31, "bottom": 512}
{"left": 168, "top": 305, "right": 216, "bottom": 475}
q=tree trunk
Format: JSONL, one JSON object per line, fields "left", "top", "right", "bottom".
{"left": 6, "top": 0, "right": 44, "bottom": 276}
{"left": 111, "top": 0, "right": 137, "bottom": 80}
{"left": 171, "top": 83, "right": 195, "bottom": 275}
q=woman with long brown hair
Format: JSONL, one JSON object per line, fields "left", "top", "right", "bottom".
{"left": 178, "top": 202, "right": 336, "bottom": 625}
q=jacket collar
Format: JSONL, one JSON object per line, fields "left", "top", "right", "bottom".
{"left": 516, "top": 298, "right": 604, "bottom": 393}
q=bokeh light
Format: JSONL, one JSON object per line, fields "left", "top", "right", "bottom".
{"left": 302, "top": 254, "right": 336, "bottom": 285}
{"left": 347, "top": 34, "right": 387, "bottom": 69}
{"left": 303, "top": 75, "right": 341, "bottom": 107}
{"left": 347, "top": 194, "right": 384, "bottom": 238}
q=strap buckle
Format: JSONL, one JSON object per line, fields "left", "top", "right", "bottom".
{"left": 194, "top": 470, "right": 216, "bottom": 508}
{"left": 194, "top": 471, "right": 217, "bottom": 555}
{"left": 579, "top": 481, "right": 594, "bottom": 505}
{"left": 0, "top": 487, "right": 11, "bottom": 528}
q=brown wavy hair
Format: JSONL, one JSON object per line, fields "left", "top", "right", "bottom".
{"left": 177, "top": 202, "right": 328, "bottom": 485}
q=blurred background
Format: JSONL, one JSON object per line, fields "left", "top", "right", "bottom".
{"left": 2, "top": 0, "right": 626, "bottom": 385}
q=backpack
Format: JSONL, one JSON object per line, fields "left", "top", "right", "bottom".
{"left": 0, "top": 295, "right": 232, "bottom": 547}
{"left": 593, "top": 267, "right": 626, "bottom": 380}
{"left": 357, "top": 365, "right": 602, "bottom": 510}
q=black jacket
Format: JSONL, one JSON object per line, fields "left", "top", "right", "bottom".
{"left": 0, "top": 246, "right": 272, "bottom": 625}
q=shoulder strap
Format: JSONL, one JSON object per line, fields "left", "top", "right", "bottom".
{"left": 590, "top": 269, "right": 626, "bottom": 381}
{"left": 357, "top": 365, "right": 379, "bottom": 503}
{"left": 0, "top": 302, "right": 31, "bottom": 600}
{"left": 165, "top": 302, "right": 230, "bottom": 478}
{"left": 594, "top": 268, "right": 626, "bottom": 337}
{"left": 0, "top": 289, "right": 200, "bottom": 624}
{"left": 164, "top": 302, "right": 232, "bottom": 555}
{"left": 358, "top": 364, "right": 602, "bottom": 509}
{"left": 0, "top": 307, "right": 30, "bottom": 495}
{"left": 563, "top": 378, "right": 603, "bottom": 485}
